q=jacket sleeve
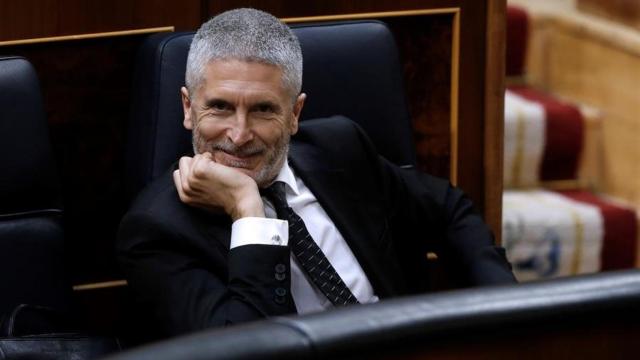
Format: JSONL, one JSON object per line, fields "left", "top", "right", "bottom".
{"left": 382, "top": 161, "right": 516, "bottom": 286}
{"left": 117, "top": 209, "right": 296, "bottom": 338}
{"left": 346, "top": 119, "right": 516, "bottom": 287}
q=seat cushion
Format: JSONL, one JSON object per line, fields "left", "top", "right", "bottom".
{"left": 0, "top": 212, "right": 70, "bottom": 316}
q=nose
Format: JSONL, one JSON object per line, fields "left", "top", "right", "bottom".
{"left": 227, "top": 112, "right": 254, "bottom": 145}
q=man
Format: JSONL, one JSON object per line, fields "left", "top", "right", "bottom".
{"left": 118, "top": 8, "right": 515, "bottom": 339}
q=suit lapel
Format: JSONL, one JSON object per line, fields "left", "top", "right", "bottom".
{"left": 288, "top": 141, "right": 397, "bottom": 298}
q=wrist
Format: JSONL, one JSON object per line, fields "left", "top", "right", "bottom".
{"left": 232, "top": 202, "right": 265, "bottom": 221}
{"left": 229, "top": 185, "right": 265, "bottom": 221}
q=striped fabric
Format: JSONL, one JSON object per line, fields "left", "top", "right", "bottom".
{"left": 560, "top": 190, "right": 638, "bottom": 270}
{"left": 504, "top": 88, "right": 585, "bottom": 187}
{"left": 503, "top": 190, "right": 604, "bottom": 281}
{"left": 504, "top": 90, "right": 546, "bottom": 188}
{"left": 509, "top": 86, "right": 585, "bottom": 182}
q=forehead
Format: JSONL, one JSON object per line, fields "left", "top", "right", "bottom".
{"left": 197, "top": 59, "right": 287, "bottom": 100}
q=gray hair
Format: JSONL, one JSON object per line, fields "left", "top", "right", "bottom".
{"left": 185, "top": 8, "right": 303, "bottom": 100}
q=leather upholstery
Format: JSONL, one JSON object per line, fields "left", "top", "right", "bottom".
{"left": 0, "top": 57, "right": 61, "bottom": 214}
{"left": 126, "top": 20, "right": 415, "bottom": 200}
{"left": 0, "top": 305, "right": 122, "bottom": 359}
{"left": 0, "top": 56, "right": 70, "bottom": 319}
{"left": 105, "top": 269, "right": 640, "bottom": 360}
{"left": 0, "top": 336, "right": 121, "bottom": 360}
{"left": 0, "top": 215, "right": 69, "bottom": 317}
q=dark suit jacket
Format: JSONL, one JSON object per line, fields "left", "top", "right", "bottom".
{"left": 117, "top": 116, "right": 515, "bottom": 339}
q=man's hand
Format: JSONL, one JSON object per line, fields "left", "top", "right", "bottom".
{"left": 173, "top": 152, "right": 265, "bottom": 221}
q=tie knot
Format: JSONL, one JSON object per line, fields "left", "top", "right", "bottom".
{"left": 261, "top": 181, "right": 288, "bottom": 216}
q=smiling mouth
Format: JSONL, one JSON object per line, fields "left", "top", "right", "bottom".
{"left": 217, "top": 150, "right": 262, "bottom": 169}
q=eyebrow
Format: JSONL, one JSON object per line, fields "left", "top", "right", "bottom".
{"left": 250, "top": 100, "right": 282, "bottom": 112}
{"left": 202, "top": 98, "right": 231, "bottom": 109}
{"left": 200, "top": 97, "right": 283, "bottom": 113}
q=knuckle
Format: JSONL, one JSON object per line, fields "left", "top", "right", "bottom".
{"left": 181, "top": 181, "right": 192, "bottom": 193}
{"left": 185, "top": 172, "right": 196, "bottom": 186}
{"left": 179, "top": 191, "right": 196, "bottom": 204}
{"left": 192, "top": 161, "right": 208, "bottom": 178}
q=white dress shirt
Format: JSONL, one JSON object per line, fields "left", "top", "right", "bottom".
{"left": 230, "top": 161, "right": 379, "bottom": 314}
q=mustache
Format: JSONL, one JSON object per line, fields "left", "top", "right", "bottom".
{"left": 210, "top": 139, "right": 265, "bottom": 157}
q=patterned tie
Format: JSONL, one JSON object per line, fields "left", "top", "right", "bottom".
{"left": 262, "top": 181, "right": 359, "bottom": 306}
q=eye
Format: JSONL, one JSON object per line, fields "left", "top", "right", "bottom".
{"left": 210, "top": 100, "right": 230, "bottom": 112}
{"left": 255, "top": 103, "right": 275, "bottom": 113}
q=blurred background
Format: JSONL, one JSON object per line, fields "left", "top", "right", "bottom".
{"left": 502, "top": 0, "right": 640, "bottom": 281}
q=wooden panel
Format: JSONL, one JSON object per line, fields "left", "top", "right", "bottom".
{"left": 388, "top": 14, "right": 454, "bottom": 179}
{"left": 578, "top": 0, "right": 640, "bottom": 30}
{"left": 0, "top": 0, "right": 203, "bottom": 41}
{"left": 484, "top": 0, "right": 507, "bottom": 240}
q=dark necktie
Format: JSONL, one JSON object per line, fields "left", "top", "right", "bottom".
{"left": 262, "top": 181, "right": 359, "bottom": 306}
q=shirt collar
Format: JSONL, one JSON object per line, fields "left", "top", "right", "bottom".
{"left": 272, "top": 160, "right": 300, "bottom": 196}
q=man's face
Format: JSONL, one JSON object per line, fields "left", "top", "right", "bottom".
{"left": 181, "top": 60, "right": 305, "bottom": 187}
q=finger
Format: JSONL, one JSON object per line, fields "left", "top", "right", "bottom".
{"left": 179, "top": 157, "right": 193, "bottom": 193}
{"left": 190, "top": 153, "right": 206, "bottom": 178}
{"left": 178, "top": 156, "right": 192, "bottom": 175}
{"left": 173, "top": 169, "right": 188, "bottom": 201}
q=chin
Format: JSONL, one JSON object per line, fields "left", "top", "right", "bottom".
{"left": 234, "top": 167, "right": 258, "bottom": 178}
{"left": 253, "top": 166, "right": 280, "bottom": 188}
{"left": 214, "top": 150, "right": 285, "bottom": 187}
{"left": 226, "top": 163, "right": 267, "bottom": 184}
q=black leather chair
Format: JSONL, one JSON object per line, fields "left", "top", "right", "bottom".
{"left": 126, "top": 20, "right": 415, "bottom": 200}
{"left": 105, "top": 269, "right": 640, "bottom": 360}
{"left": 0, "top": 56, "right": 71, "bottom": 318}
{"left": 0, "top": 56, "right": 122, "bottom": 360}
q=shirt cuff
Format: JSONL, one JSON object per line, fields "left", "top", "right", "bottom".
{"left": 230, "top": 217, "right": 289, "bottom": 249}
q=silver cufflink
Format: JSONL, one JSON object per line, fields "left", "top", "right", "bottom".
{"left": 271, "top": 234, "right": 281, "bottom": 245}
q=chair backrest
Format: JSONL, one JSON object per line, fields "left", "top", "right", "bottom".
{"left": 0, "top": 56, "right": 70, "bottom": 317}
{"left": 126, "top": 20, "right": 415, "bottom": 199}
{"left": 0, "top": 56, "right": 61, "bottom": 214}
{"left": 105, "top": 269, "right": 640, "bottom": 360}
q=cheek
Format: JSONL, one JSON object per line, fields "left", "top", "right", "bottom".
{"left": 195, "top": 120, "right": 226, "bottom": 139}
{"left": 254, "top": 121, "right": 289, "bottom": 144}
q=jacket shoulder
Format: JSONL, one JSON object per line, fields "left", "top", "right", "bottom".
{"left": 295, "top": 115, "right": 364, "bottom": 144}
{"left": 293, "top": 116, "right": 378, "bottom": 166}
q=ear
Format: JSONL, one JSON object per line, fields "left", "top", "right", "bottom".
{"left": 181, "top": 86, "right": 194, "bottom": 130}
{"left": 289, "top": 93, "right": 306, "bottom": 135}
